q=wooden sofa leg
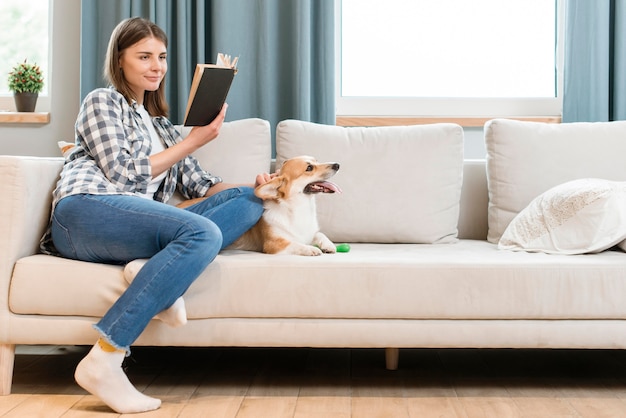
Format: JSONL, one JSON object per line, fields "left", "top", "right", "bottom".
{"left": 0, "top": 344, "right": 15, "bottom": 395}
{"left": 385, "top": 348, "right": 399, "bottom": 370}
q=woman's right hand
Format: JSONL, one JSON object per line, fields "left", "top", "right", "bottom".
{"left": 188, "top": 104, "right": 228, "bottom": 147}
{"left": 150, "top": 104, "right": 228, "bottom": 177}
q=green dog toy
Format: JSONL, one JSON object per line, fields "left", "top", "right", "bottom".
{"left": 335, "top": 243, "right": 351, "bottom": 253}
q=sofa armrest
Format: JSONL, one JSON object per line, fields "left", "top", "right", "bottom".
{"left": 0, "top": 156, "right": 63, "bottom": 331}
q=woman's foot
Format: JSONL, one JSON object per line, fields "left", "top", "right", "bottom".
{"left": 155, "top": 296, "right": 187, "bottom": 327}
{"left": 74, "top": 341, "right": 161, "bottom": 414}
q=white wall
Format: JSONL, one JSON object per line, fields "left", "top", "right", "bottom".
{"left": 0, "top": 0, "right": 81, "bottom": 157}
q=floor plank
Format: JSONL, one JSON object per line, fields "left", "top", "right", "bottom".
{"left": 4, "top": 347, "right": 626, "bottom": 417}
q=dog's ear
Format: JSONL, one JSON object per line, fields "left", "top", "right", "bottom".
{"left": 254, "top": 176, "right": 284, "bottom": 200}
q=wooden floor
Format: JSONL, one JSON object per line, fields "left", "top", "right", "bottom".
{"left": 2, "top": 346, "right": 626, "bottom": 417}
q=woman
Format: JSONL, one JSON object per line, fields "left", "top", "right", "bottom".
{"left": 40, "top": 17, "right": 269, "bottom": 413}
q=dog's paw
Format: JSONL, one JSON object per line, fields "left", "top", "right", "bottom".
{"left": 295, "top": 245, "right": 323, "bottom": 256}
{"left": 319, "top": 244, "right": 336, "bottom": 254}
{"left": 314, "top": 232, "right": 336, "bottom": 254}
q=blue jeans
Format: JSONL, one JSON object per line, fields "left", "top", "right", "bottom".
{"left": 51, "top": 188, "right": 263, "bottom": 351}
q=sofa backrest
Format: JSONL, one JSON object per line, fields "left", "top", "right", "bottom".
{"left": 458, "top": 159, "right": 488, "bottom": 240}
{"left": 12, "top": 117, "right": 626, "bottom": 254}
{"left": 182, "top": 118, "right": 489, "bottom": 241}
{"left": 177, "top": 118, "right": 272, "bottom": 184}
{"left": 275, "top": 119, "right": 473, "bottom": 244}
{"left": 485, "top": 118, "right": 626, "bottom": 244}
{"left": 171, "top": 118, "right": 272, "bottom": 205}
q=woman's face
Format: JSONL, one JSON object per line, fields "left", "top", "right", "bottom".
{"left": 119, "top": 36, "right": 167, "bottom": 103}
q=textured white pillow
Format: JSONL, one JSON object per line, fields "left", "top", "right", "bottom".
{"left": 499, "top": 178, "right": 626, "bottom": 254}
{"left": 275, "top": 120, "right": 464, "bottom": 243}
{"left": 485, "top": 119, "right": 626, "bottom": 244}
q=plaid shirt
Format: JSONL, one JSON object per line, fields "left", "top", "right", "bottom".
{"left": 40, "top": 87, "right": 221, "bottom": 254}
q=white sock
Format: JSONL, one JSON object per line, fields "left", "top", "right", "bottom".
{"left": 74, "top": 342, "right": 161, "bottom": 414}
{"left": 155, "top": 296, "right": 187, "bottom": 327}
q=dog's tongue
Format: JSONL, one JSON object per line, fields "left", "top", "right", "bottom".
{"left": 307, "top": 181, "right": 342, "bottom": 194}
{"left": 321, "top": 181, "right": 342, "bottom": 193}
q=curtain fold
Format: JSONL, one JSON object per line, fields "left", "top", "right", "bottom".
{"left": 563, "top": 0, "right": 626, "bottom": 122}
{"left": 80, "top": 0, "right": 335, "bottom": 153}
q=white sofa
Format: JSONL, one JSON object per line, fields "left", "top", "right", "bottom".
{"left": 3, "top": 117, "right": 626, "bottom": 395}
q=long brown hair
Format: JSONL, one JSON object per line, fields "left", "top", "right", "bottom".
{"left": 104, "top": 17, "right": 169, "bottom": 117}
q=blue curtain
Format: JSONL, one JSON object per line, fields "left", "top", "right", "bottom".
{"left": 80, "top": 0, "right": 335, "bottom": 153}
{"left": 563, "top": 0, "right": 626, "bottom": 122}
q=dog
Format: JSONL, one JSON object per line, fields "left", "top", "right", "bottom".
{"left": 229, "top": 155, "right": 341, "bottom": 256}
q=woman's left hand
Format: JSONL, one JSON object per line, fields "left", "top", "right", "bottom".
{"left": 254, "top": 172, "right": 276, "bottom": 187}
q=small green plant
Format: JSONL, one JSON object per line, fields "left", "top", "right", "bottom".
{"left": 8, "top": 59, "right": 44, "bottom": 93}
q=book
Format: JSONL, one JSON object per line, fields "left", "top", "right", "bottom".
{"left": 183, "top": 53, "right": 239, "bottom": 126}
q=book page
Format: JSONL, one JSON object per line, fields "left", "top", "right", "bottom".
{"left": 216, "top": 53, "right": 239, "bottom": 71}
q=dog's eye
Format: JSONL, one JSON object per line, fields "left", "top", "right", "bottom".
{"left": 306, "top": 164, "right": 313, "bottom": 172}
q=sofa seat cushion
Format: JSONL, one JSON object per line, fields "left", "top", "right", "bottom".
{"left": 11, "top": 242, "right": 626, "bottom": 320}
{"left": 10, "top": 255, "right": 128, "bottom": 317}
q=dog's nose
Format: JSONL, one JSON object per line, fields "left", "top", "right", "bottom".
{"left": 332, "top": 163, "right": 340, "bottom": 171}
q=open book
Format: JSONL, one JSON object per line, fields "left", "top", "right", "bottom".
{"left": 183, "top": 53, "right": 239, "bottom": 126}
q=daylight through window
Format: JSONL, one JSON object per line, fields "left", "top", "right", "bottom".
{"left": 338, "top": 0, "right": 561, "bottom": 117}
{"left": 0, "top": 0, "right": 49, "bottom": 96}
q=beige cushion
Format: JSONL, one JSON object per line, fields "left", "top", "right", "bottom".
{"left": 485, "top": 119, "right": 626, "bottom": 243}
{"left": 13, "top": 242, "right": 626, "bottom": 321}
{"left": 59, "top": 118, "right": 271, "bottom": 184}
{"left": 10, "top": 255, "right": 127, "bottom": 316}
{"left": 177, "top": 118, "right": 271, "bottom": 184}
{"left": 499, "top": 178, "right": 626, "bottom": 254}
{"left": 275, "top": 120, "right": 464, "bottom": 243}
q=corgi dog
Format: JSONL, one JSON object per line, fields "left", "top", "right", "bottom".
{"left": 229, "top": 155, "right": 341, "bottom": 256}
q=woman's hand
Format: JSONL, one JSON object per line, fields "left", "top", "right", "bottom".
{"left": 255, "top": 172, "right": 276, "bottom": 187}
{"left": 188, "top": 104, "right": 228, "bottom": 147}
{"left": 150, "top": 105, "right": 228, "bottom": 177}
{"left": 203, "top": 172, "right": 277, "bottom": 198}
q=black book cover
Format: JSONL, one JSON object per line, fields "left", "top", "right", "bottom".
{"left": 183, "top": 64, "right": 236, "bottom": 126}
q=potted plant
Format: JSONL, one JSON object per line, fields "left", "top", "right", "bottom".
{"left": 7, "top": 59, "right": 44, "bottom": 112}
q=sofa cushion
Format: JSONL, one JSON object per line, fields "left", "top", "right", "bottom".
{"left": 275, "top": 120, "right": 464, "bottom": 243}
{"left": 499, "top": 178, "right": 626, "bottom": 254}
{"left": 12, "top": 243, "right": 626, "bottom": 321}
{"left": 10, "top": 255, "right": 127, "bottom": 316}
{"left": 176, "top": 118, "right": 271, "bottom": 181}
{"left": 485, "top": 119, "right": 626, "bottom": 244}
{"left": 167, "top": 118, "right": 270, "bottom": 205}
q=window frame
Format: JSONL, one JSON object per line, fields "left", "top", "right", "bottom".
{"left": 335, "top": 0, "right": 565, "bottom": 124}
{"left": 0, "top": 0, "right": 51, "bottom": 113}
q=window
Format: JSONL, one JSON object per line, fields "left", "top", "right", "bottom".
{"left": 337, "top": 0, "right": 563, "bottom": 119}
{"left": 0, "top": 0, "right": 49, "bottom": 103}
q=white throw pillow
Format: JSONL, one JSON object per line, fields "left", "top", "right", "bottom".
{"left": 485, "top": 118, "right": 626, "bottom": 244}
{"left": 499, "top": 178, "right": 626, "bottom": 254}
{"left": 275, "top": 120, "right": 464, "bottom": 243}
